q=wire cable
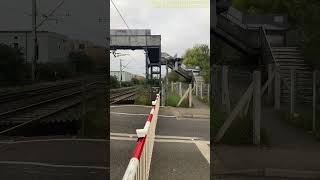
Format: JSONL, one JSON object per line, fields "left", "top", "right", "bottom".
{"left": 110, "top": 0, "right": 130, "bottom": 30}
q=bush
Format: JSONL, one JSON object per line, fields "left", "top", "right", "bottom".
{"left": 69, "top": 51, "right": 95, "bottom": 74}
{"left": 0, "top": 44, "right": 26, "bottom": 84}
{"left": 132, "top": 77, "right": 144, "bottom": 85}
{"left": 197, "top": 96, "right": 209, "bottom": 104}
{"left": 110, "top": 75, "right": 120, "bottom": 89}
{"left": 166, "top": 92, "right": 189, "bottom": 107}
{"left": 135, "top": 89, "right": 151, "bottom": 106}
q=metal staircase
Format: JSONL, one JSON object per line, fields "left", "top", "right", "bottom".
{"left": 272, "top": 47, "right": 313, "bottom": 104}
{"left": 214, "top": 5, "right": 314, "bottom": 104}
{"left": 213, "top": 7, "right": 261, "bottom": 55}
{"left": 167, "top": 60, "right": 193, "bottom": 81}
{"left": 161, "top": 53, "right": 193, "bottom": 81}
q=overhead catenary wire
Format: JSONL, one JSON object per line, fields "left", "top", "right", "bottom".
{"left": 110, "top": 0, "right": 150, "bottom": 77}
{"left": 110, "top": 0, "right": 130, "bottom": 31}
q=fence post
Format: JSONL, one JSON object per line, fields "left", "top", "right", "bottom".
{"left": 179, "top": 82, "right": 182, "bottom": 97}
{"left": 162, "top": 83, "right": 165, "bottom": 106}
{"left": 189, "top": 84, "right": 192, "bottom": 108}
{"left": 253, "top": 71, "right": 261, "bottom": 145}
{"left": 196, "top": 83, "right": 198, "bottom": 96}
{"left": 200, "top": 82, "right": 203, "bottom": 98}
{"left": 274, "top": 65, "right": 280, "bottom": 110}
{"left": 290, "top": 68, "right": 295, "bottom": 115}
{"left": 171, "top": 81, "right": 173, "bottom": 93}
{"left": 268, "top": 64, "right": 273, "bottom": 103}
{"left": 313, "top": 71, "right": 317, "bottom": 132}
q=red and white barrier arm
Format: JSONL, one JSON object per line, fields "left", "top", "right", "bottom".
{"left": 122, "top": 94, "right": 160, "bottom": 180}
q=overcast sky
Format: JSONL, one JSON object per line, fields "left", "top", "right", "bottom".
{"left": 110, "top": 0, "right": 210, "bottom": 76}
{"left": 0, "top": 0, "right": 108, "bottom": 46}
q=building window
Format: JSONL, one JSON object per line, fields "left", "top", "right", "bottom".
{"left": 14, "top": 36, "right": 18, "bottom": 40}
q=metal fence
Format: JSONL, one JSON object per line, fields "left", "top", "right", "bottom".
{"left": 122, "top": 94, "right": 160, "bottom": 180}
{"left": 213, "top": 64, "right": 320, "bottom": 144}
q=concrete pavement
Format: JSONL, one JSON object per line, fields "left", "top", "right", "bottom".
{"left": 213, "top": 108, "right": 320, "bottom": 179}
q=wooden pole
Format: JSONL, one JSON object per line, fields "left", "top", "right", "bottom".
{"left": 179, "top": 82, "right": 182, "bottom": 97}
{"left": 274, "top": 65, "right": 280, "bottom": 110}
{"left": 177, "top": 88, "right": 190, "bottom": 107}
{"left": 215, "top": 83, "right": 254, "bottom": 142}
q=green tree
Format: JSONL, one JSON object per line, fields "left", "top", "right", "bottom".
{"left": 0, "top": 44, "right": 26, "bottom": 84}
{"left": 110, "top": 75, "right": 119, "bottom": 89}
{"left": 131, "top": 77, "right": 144, "bottom": 85}
{"left": 232, "top": 0, "right": 320, "bottom": 67}
{"left": 182, "top": 44, "right": 210, "bottom": 82}
{"left": 69, "top": 51, "right": 95, "bottom": 74}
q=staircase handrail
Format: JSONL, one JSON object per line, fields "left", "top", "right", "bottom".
{"left": 217, "top": 7, "right": 261, "bottom": 50}
{"left": 260, "top": 26, "right": 278, "bottom": 65}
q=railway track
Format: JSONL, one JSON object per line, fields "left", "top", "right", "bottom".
{"left": 110, "top": 86, "right": 141, "bottom": 104}
{"left": 0, "top": 76, "right": 106, "bottom": 135}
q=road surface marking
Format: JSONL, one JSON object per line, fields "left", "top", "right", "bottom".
{"left": 195, "top": 141, "right": 210, "bottom": 164}
{"left": 0, "top": 161, "right": 108, "bottom": 170}
{"left": 111, "top": 132, "right": 208, "bottom": 144}
{"left": 111, "top": 132, "right": 202, "bottom": 140}
{"left": 111, "top": 105, "right": 152, "bottom": 108}
{"left": 111, "top": 105, "right": 167, "bottom": 108}
{"left": 111, "top": 136, "right": 198, "bottom": 143}
{"left": 111, "top": 111, "right": 176, "bottom": 118}
{"left": 0, "top": 138, "right": 108, "bottom": 144}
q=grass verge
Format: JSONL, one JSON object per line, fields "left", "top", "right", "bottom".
{"left": 134, "top": 89, "right": 151, "bottom": 106}
{"left": 197, "top": 95, "right": 209, "bottom": 104}
{"left": 166, "top": 92, "right": 189, "bottom": 107}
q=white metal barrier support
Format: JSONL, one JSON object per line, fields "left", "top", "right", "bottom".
{"left": 122, "top": 94, "right": 160, "bottom": 180}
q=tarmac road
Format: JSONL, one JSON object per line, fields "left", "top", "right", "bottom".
{"left": 110, "top": 105, "right": 210, "bottom": 180}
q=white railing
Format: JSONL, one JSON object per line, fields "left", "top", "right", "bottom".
{"left": 122, "top": 94, "right": 160, "bottom": 180}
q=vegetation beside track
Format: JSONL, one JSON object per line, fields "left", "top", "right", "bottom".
{"left": 166, "top": 92, "right": 189, "bottom": 108}
{"left": 134, "top": 89, "right": 151, "bottom": 106}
